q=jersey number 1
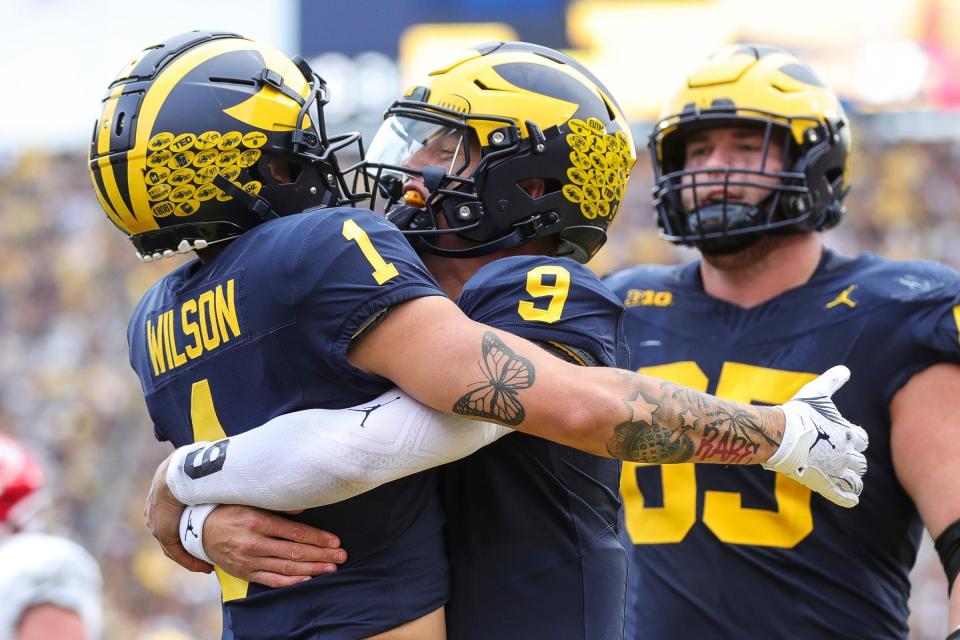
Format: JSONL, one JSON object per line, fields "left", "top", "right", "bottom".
{"left": 342, "top": 219, "right": 399, "bottom": 285}
{"left": 190, "top": 379, "right": 250, "bottom": 602}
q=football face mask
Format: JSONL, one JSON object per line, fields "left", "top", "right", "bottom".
{"left": 363, "top": 107, "right": 504, "bottom": 251}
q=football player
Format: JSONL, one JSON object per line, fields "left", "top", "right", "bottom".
{"left": 94, "top": 32, "right": 866, "bottom": 638}
{"left": 0, "top": 434, "right": 102, "bottom": 640}
{"left": 601, "top": 45, "right": 960, "bottom": 639}
{"left": 166, "top": 41, "right": 637, "bottom": 639}
{"left": 141, "top": 42, "right": 864, "bottom": 639}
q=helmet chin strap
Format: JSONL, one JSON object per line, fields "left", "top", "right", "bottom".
{"left": 212, "top": 174, "right": 278, "bottom": 224}
{"left": 687, "top": 192, "right": 790, "bottom": 255}
{"left": 414, "top": 226, "right": 529, "bottom": 258}
{"left": 414, "top": 211, "right": 559, "bottom": 259}
{"left": 696, "top": 233, "right": 761, "bottom": 256}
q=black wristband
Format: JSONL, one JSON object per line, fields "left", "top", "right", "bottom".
{"left": 945, "top": 627, "right": 960, "bottom": 640}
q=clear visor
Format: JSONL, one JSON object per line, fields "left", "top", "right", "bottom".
{"left": 366, "top": 115, "right": 470, "bottom": 179}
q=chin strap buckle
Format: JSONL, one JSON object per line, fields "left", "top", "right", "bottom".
{"left": 212, "top": 174, "right": 275, "bottom": 222}
{"left": 260, "top": 68, "right": 284, "bottom": 90}
{"left": 514, "top": 211, "right": 558, "bottom": 239}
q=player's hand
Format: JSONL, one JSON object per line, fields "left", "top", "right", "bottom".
{"left": 202, "top": 505, "right": 347, "bottom": 588}
{"left": 145, "top": 455, "right": 214, "bottom": 573}
{"left": 764, "top": 365, "right": 869, "bottom": 508}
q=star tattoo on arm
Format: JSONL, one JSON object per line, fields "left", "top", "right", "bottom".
{"left": 606, "top": 377, "right": 781, "bottom": 465}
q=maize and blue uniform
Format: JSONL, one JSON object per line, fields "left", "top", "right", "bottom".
{"left": 442, "top": 255, "right": 630, "bottom": 640}
{"left": 128, "top": 207, "right": 448, "bottom": 640}
{"left": 604, "top": 251, "right": 960, "bottom": 640}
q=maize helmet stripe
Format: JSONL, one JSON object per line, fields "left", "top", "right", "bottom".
{"left": 430, "top": 47, "right": 632, "bottom": 152}
{"left": 127, "top": 38, "right": 258, "bottom": 233}
{"left": 437, "top": 50, "right": 580, "bottom": 133}
{"left": 87, "top": 162, "right": 124, "bottom": 232}
{"left": 475, "top": 43, "right": 632, "bottom": 144}
{"left": 94, "top": 85, "right": 144, "bottom": 231}
{"left": 88, "top": 54, "right": 145, "bottom": 231}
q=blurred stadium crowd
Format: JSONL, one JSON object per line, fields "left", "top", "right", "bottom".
{"left": 0, "top": 119, "right": 955, "bottom": 638}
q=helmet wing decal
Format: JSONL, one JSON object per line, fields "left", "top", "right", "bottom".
{"left": 222, "top": 44, "right": 312, "bottom": 132}
{"left": 223, "top": 85, "right": 309, "bottom": 131}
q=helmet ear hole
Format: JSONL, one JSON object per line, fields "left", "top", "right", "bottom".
{"left": 516, "top": 178, "right": 562, "bottom": 199}
{"left": 263, "top": 157, "right": 302, "bottom": 185}
{"left": 517, "top": 178, "right": 546, "bottom": 198}
{"left": 824, "top": 168, "right": 843, "bottom": 189}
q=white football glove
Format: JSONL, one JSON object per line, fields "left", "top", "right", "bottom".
{"left": 763, "top": 365, "right": 869, "bottom": 508}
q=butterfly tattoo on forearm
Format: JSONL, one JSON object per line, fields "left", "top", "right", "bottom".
{"left": 453, "top": 332, "right": 535, "bottom": 426}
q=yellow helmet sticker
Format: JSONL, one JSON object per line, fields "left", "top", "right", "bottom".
{"left": 148, "top": 132, "right": 175, "bottom": 151}
{"left": 194, "top": 166, "right": 219, "bottom": 184}
{"left": 168, "top": 169, "right": 195, "bottom": 186}
{"left": 237, "top": 149, "right": 261, "bottom": 168}
{"left": 195, "top": 183, "right": 219, "bottom": 201}
{"left": 147, "top": 150, "right": 172, "bottom": 167}
{"left": 561, "top": 118, "right": 631, "bottom": 221}
{"left": 242, "top": 132, "right": 268, "bottom": 148}
{"left": 151, "top": 201, "right": 176, "bottom": 218}
{"left": 219, "top": 166, "right": 241, "bottom": 182}
{"left": 175, "top": 200, "right": 201, "bottom": 216}
{"left": 171, "top": 133, "right": 197, "bottom": 152}
{"left": 147, "top": 183, "right": 172, "bottom": 201}
{"left": 218, "top": 131, "right": 243, "bottom": 150}
{"left": 169, "top": 185, "right": 196, "bottom": 203}
{"left": 193, "top": 149, "right": 219, "bottom": 167}
{"left": 168, "top": 151, "right": 194, "bottom": 170}
{"left": 196, "top": 131, "right": 222, "bottom": 150}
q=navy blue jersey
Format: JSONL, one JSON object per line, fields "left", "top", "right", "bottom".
{"left": 442, "top": 255, "right": 630, "bottom": 640}
{"left": 128, "top": 207, "right": 448, "bottom": 639}
{"left": 603, "top": 251, "right": 960, "bottom": 640}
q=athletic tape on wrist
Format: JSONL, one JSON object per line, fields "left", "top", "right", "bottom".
{"left": 179, "top": 503, "right": 218, "bottom": 564}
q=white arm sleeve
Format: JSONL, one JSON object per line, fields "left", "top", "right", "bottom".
{"left": 166, "top": 387, "right": 512, "bottom": 510}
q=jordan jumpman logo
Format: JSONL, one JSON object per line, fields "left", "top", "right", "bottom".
{"left": 348, "top": 396, "right": 402, "bottom": 427}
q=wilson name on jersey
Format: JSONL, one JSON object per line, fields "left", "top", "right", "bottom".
{"left": 604, "top": 251, "right": 960, "bottom": 640}
{"left": 129, "top": 207, "right": 449, "bottom": 639}
{"left": 443, "top": 255, "right": 630, "bottom": 640}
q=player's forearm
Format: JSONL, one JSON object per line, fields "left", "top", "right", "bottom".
{"left": 166, "top": 389, "right": 511, "bottom": 509}
{"left": 566, "top": 366, "right": 784, "bottom": 465}
{"left": 492, "top": 358, "right": 783, "bottom": 464}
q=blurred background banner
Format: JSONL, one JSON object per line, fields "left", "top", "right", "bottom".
{"left": 0, "top": 0, "right": 955, "bottom": 637}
